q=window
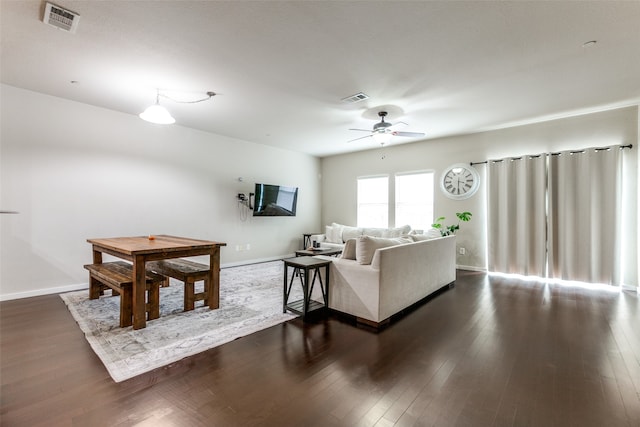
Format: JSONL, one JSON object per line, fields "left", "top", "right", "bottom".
{"left": 395, "top": 172, "right": 434, "bottom": 231}
{"left": 357, "top": 176, "right": 388, "bottom": 227}
{"left": 357, "top": 172, "right": 434, "bottom": 230}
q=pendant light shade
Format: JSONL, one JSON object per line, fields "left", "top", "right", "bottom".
{"left": 372, "top": 132, "right": 392, "bottom": 145}
{"left": 139, "top": 103, "right": 175, "bottom": 124}
{"left": 139, "top": 90, "right": 175, "bottom": 124}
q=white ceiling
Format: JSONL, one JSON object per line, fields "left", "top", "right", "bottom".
{"left": 2, "top": 1, "right": 639, "bottom": 157}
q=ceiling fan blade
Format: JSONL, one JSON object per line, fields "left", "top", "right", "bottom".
{"left": 388, "top": 121, "right": 408, "bottom": 130}
{"left": 349, "top": 128, "right": 373, "bottom": 133}
{"left": 392, "top": 131, "right": 426, "bottom": 138}
{"left": 347, "top": 134, "right": 373, "bottom": 143}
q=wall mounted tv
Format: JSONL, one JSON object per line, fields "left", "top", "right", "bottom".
{"left": 253, "top": 183, "right": 298, "bottom": 217}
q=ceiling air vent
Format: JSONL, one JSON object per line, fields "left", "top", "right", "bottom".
{"left": 43, "top": 2, "right": 80, "bottom": 33}
{"left": 341, "top": 92, "right": 369, "bottom": 104}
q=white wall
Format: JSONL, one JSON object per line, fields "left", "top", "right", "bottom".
{"left": 321, "top": 106, "right": 639, "bottom": 286}
{"left": 0, "top": 84, "right": 321, "bottom": 300}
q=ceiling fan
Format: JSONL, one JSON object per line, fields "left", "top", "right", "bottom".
{"left": 348, "top": 111, "right": 425, "bottom": 143}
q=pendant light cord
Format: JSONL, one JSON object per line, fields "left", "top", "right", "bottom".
{"left": 160, "top": 91, "right": 216, "bottom": 104}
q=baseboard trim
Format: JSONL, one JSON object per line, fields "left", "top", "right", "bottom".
{"left": 221, "top": 255, "right": 294, "bottom": 269}
{"left": 0, "top": 283, "right": 89, "bottom": 301}
{"left": 456, "top": 264, "right": 487, "bottom": 272}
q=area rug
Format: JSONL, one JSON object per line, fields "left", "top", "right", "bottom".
{"left": 60, "top": 261, "right": 302, "bottom": 382}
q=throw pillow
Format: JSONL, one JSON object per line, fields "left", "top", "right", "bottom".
{"left": 325, "top": 225, "right": 334, "bottom": 243}
{"left": 341, "top": 238, "right": 357, "bottom": 260}
{"left": 355, "top": 235, "right": 412, "bottom": 265}
{"left": 330, "top": 223, "right": 345, "bottom": 243}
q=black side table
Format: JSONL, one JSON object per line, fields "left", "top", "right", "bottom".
{"left": 283, "top": 256, "right": 331, "bottom": 319}
{"left": 302, "top": 233, "right": 321, "bottom": 249}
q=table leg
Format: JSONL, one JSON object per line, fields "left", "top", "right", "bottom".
{"left": 209, "top": 247, "right": 220, "bottom": 309}
{"left": 308, "top": 268, "right": 318, "bottom": 300}
{"left": 92, "top": 247, "right": 103, "bottom": 264}
{"left": 325, "top": 264, "right": 330, "bottom": 307}
{"left": 132, "top": 255, "right": 147, "bottom": 330}
{"left": 302, "top": 266, "right": 310, "bottom": 317}
{"left": 283, "top": 264, "right": 288, "bottom": 313}
{"left": 91, "top": 247, "right": 104, "bottom": 298}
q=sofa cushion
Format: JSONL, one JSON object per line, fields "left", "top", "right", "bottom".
{"left": 382, "top": 224, "right": 411, "bottom": 238}
{"left": 341, "top": 238, "right": 357, "bottom": 260}
{"left": 362, "top": 227, "right": 385, "bottom": 237}
{"left": 342, "top": 226, "right": 363, "bottom": 242}
{"left": 356, "top": 235, "right": 412, "bottom": 265}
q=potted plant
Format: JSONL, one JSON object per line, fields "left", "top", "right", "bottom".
{"left": 432, "top": 211, "right": 472, "bottom": 236}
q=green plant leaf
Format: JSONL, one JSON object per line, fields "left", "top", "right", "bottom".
{"left": 456, "top": 211, "right": 472, "bottom": 222}
{"left": 432, "top": 211, "right": 472, "bottom": 235}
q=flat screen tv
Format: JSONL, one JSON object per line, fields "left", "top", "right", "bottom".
{"left": 253, "top": 183, "right": 298, "bottom": 217}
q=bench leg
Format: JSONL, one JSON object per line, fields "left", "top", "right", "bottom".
{"left": 203, "top": 278, "right": 210, "bottom": 307}
{"left": 119, "top": 287, "right": 133, "bottom": 328}
{"left": 147, "top": 283, "right": 160, "bottom": 320}
{"left": 89, "top": 277, "right": 102, "bottom": 299}
{"left": 184, "top": 279, "right": 195, "bottom": 311}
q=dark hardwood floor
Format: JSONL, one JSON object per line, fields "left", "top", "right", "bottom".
{"left": 1, "top": 270, "right": 639, "bottom": 426}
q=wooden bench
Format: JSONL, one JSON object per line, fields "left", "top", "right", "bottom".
{"left": 84, "top": 261, "right": 166, "bottom": 328}
{"left": 146, "top": 259, "right": 211, "bottom": 311}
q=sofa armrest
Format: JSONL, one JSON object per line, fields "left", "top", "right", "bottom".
{"left": 376, "top": 236, "right": 456, "bottom": 321}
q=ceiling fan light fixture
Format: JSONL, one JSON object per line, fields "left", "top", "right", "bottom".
{"left": 372, "top": 132, "right": 391, "bottom": 144}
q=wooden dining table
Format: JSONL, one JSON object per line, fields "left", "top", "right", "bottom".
{"left": 87, "top": 235, "right": 226, "bottom": 329}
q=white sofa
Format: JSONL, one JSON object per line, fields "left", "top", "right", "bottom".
{"left": 315, "top": 234, "right": 456, "bottom": 327}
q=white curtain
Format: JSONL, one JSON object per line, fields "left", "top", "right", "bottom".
{"left": 547, "top": 148, "right": 622, "bottom": 285}
{"left": 487, "top": 155, "right": 547, "bottom": 276}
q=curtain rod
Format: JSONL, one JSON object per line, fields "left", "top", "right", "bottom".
{"left": 470, "top": 144, "right": 633, "bottom": 166}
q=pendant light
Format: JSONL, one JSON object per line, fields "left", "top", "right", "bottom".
{"left": 139, "top": 90, "right": 175, "bottom": 124}
{"left": 372, "top": 132, "right": 392, "bottom": 145}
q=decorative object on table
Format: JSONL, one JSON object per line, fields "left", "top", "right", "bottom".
{"left": 432, "top": 211, "right": 473, "bottom": 236}
{"left": 302, "top": 232, "right": 321, "bottom": 249}
{"left": 295, "top": 248, "right": 342, "bottom": 257}
{"left": 440, "top": 163, "right": 480, "bottom": 199}
{"left": 60, "top": 261, "right": 301, "bottom": 383}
